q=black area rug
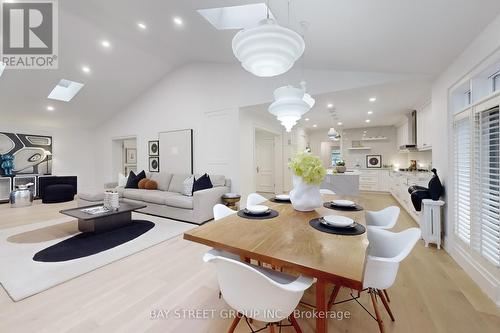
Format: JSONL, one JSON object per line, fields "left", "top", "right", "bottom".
{"left": 33, "top": 220, "right": 155, "bottom": 262}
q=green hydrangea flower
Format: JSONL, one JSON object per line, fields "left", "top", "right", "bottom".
{"left": 289, "top": 152, "right": 326, "bottom": 185}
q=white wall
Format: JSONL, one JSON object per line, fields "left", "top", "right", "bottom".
{"left": 431, "top": 13, "right": 500, "bottom": 305}
{"left": 307, "top": 129, "right": 340, "bottom": 167}
{"left": 0, "top": 123, "right": 96, "bottom": 190}
{"left": 93, "top": 62, "right": 415, "bottom": 191}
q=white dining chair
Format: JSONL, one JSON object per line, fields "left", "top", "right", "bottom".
{"left": 213, "top": 204, "right": 237, "bottom": 221}
{"left": 319, "top": 188, "right": 336, "bottom": 195}
{"left": 204, "top": 249, "right": 314, "bottom": 333}
{"left": 365, "top": 206, "right": 400, "bottom": 230}
{"left": 246, "top": 193, "right": 267, "bottom": 206}
{"left": 328, "top": 227, "right": 421, "bottom": 333}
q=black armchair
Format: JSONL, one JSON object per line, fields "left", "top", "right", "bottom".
{"left": 408, "top": 169, "right": 443, "bottom": 211}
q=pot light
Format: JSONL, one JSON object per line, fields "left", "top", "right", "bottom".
{"left": 367, "top": 110, "right": 373, "bottom": 115}
{"left": 313, "top": 124, "right": 317, "bottom": 128}
{"left": 369, "top": 97, "right": 377, "bottom": 102}
{"left": 365, "top": 119, "right": 371, "bottom": 123}
{"left": 173, "top": 16, "right": 184, "bottom": 26}
{"left": 137, "top": 22, "right": 147, "bottom": 30}
{"left": 327, "top": 103, "right": 334, "bottom": 109}
{"left": 101, "top": 40, "right": 111, "bottom": 48}
{"left": 46, "top": 106, "right": 54, "bottom": 111}
{"left": 305, "top": 118, "right": 310, "bottom": 121}
{"left": 232, "top": 18, "right": 305, "bottom": 77}
{"left": 337, "top": 122, "right": 343, "bottom": 125}
{"left": 81, "top": 66, "right": 90, "bottom": 73}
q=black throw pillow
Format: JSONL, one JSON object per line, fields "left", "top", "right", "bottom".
{"left": 192, "top": 173, "right": 213, "bottom": 193}
{"left": 125, "top": 170, "right": 146, "bottom": 189}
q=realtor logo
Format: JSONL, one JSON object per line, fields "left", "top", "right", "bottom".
{"left": 1, "top": 0, "right": 58, "bottom": 69}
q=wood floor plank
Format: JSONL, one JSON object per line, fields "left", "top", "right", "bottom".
{"left": 0, "top": 194, "right": 498, "bottom": 333}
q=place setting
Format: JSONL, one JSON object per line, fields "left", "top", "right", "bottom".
{"left": 323, "top": 199, "right": 364, "bottom": 211}
{"left": 237, "top": 204, "right": 279, "bottom": 220}
{"left": 269, "top": 193, "right": 291, "bottom": 204}
{"left": 309, "top": 214, "right": 366, "bottom": 235}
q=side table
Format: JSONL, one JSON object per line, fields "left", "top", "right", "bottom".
{"left": 221, "top": 193, "right": 241, "bottom": 211}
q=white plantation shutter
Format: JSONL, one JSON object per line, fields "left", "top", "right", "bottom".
{"left": 453, "top": 110, "right": 472, "bottom": 244}
{"left": 475, "top": 105, "right": 500, "bottom": 266}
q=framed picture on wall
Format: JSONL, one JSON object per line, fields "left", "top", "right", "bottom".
{"left": 366, "top": 155, "right": 382, "bottom": 168}
{"left": 149, "top": 157, "right": 160, "bottom": 172}
{"left": 125, "top": 165, "right": 137, "bottom": 175}
{"left": 148, "top": 140, "right": 159, "bottom": 156}
{"left": 125, "top": 148, "right": 137, "bottom": 164}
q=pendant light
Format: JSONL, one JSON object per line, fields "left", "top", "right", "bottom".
{"left": 327, "top": 108, "right": 341, "bottom": 140}
{"left": 232, "top": 1, "right": 305, "bottom": 77}
{"left": 268, "top": 81, "right": 315, "bottom": 132}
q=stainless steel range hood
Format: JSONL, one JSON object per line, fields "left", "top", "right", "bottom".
{"left": 399, "top": 111, "right": 417, "bottom": 151}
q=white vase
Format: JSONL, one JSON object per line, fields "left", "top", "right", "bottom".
{"left": 289, "top": 175, "right": 323, "bottom": 212}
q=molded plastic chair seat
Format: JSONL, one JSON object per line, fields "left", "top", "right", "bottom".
{"left": 246, "top": 193, "right": 268, "bottom": 206}
{"left": 320, "top": 189, "right": 336, "bottom": 195}
{"left": 366, "top": 206, "right": 400, "bottom": 230}
{"left": 204, "top": 249, "right": 314, "bottom": 331}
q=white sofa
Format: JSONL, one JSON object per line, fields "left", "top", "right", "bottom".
{"left": 78, "top": 172, "right": 231, "bottom": 225}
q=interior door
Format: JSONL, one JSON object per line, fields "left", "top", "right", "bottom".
{"left": 255, "top": 133, "right": 275, "bottom": 193}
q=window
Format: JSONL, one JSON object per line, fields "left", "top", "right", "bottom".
{"left": 493, "top": 73, "right": 500, "bottom": 92}
{"left": 331, "top": 149, "right": 342, "bottom": 166}
{"left": 474, "top": 106, "right": 500, "bottom": 266}
{"left": 453, "top": 100, "right": 500, "bottom": 267}
{"left": 465, "top": 90, "right": 472, "bottom": 106}
{"left": 453, "top": 111, "right": 471, "bottom": 244}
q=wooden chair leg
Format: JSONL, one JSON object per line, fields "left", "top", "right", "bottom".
{"left": 228, "top": 312, "right": 242, "bottom": 333}
{"left": 383, "top": 289, "right": 390, "bottom": 303}
{"left": 269, "top": 323, "right": 275, "bottom": 333}
{"left": 289, "top": 313, "right": 303, "bottom": 333}
{"left": 369, "top": 289, "right": 385, "bottom": 333}
{"left": 327, "top": 285, "right": 342, "bottom": 310}
{"left": 377, "top": 289, "right": 395, "bottom": 322}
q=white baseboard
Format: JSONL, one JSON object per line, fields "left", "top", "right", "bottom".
{"left": 451, "top": 243, "right": 500, "bottom": 307}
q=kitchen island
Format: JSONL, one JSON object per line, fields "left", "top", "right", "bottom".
{"left": 320, "top": 169, "right": 361, "bottom": 196}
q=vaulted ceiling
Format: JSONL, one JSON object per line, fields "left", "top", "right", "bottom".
{"left": 1, "top": 0, "right": 500, "bottom": 128}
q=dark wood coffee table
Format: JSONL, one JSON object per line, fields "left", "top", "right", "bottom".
{"left": 60, "top": 202, "right": 147, "bottom": 233}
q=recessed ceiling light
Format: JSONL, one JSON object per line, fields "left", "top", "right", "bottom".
{"left": 367, "top": 110, "right": 373, "bottom": 115}
{"left": 365, "top": 119, "right": 371, "bottom": 123}
{"left": 173, "top": 16, "right": 184, "bottom": 26}
{"left": 313, "top": 124, "right": 317, "bottom": 128}
{"left": 337, "top": 122, "right": 343, "bottom": 125}
{"left": 363, "top": 130, "right": 367, "bottom": 133}
{"left": 305, "top": 118, "right": 310, "bottom": 121}
{"left": 327, "top": 103, "right": 334, "bottom": 108}
{"left": 46, "top": 106, "right": 54, "bottom": 111}
{"left": 81, "top": 66, "right": 90, "bottom": 73}
{"left": 369, "top": 97, "right": 377, "bottom": 102}
{"left": 137, "top": 22, "right": 147, "bottom": 30}
{"left": 101, "top": 40, "right": 111, "bottom": 48}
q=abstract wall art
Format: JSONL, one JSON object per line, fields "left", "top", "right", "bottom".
{"left": 0, "top": 132, "right": 53, "bottom": 175}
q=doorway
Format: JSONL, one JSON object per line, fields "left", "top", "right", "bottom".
{"left": 111, "top": 136, "right": 137, "bottom": 181}
{"left": 255, "top": 129, "right": 278, "bottom": 193}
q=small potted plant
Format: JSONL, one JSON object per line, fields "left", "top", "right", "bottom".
{"left": 289, "top": 153, "right": 326, "bottom": 211}
{"left": 335, "top": 160, "right": 346, "bottom": 173}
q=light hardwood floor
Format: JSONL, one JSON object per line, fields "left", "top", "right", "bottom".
{"left": 0, "top": 194, "right": 499, "bottom": 333}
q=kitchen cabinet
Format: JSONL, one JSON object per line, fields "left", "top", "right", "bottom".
{"left": 417, "top": 103, "right": 432, "bottom": 150}
{"left": 396, "top": 121, "right": 409, "bottom": 148}
{"left": 358, "top": 169, "right": 390, "bottom": 192}
{"left": 388, "top": 171, "right": 432, "bottom": 224}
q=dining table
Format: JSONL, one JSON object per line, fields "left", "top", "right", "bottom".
{"left": 183, "top": 194, "right": 369, "bottom": 333}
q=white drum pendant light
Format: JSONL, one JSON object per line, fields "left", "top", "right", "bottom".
{"left": 328, "top": 127, "right": 340, "bottom": 140}
{"left": 232, "top": 18, "right": 305, "bottom": 77}
{"left": 268, "top": 83, "right": 315, "bottom": 132}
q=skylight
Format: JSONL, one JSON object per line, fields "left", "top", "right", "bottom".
{"left": 0, "top": 62, "right": 5, "bottom": 77}
{"left": 197, "top": 3, "right": 274, "bottom": 30}
{"left": 48, "top": 79, "right": 84, "bottom": 102}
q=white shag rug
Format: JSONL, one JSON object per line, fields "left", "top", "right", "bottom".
{"left": 0, "top": 212, "right": 196, "bottom": 301}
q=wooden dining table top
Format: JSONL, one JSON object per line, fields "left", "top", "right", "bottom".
{"left": 183, "top": 195, "right": 369, "bottom": 290}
